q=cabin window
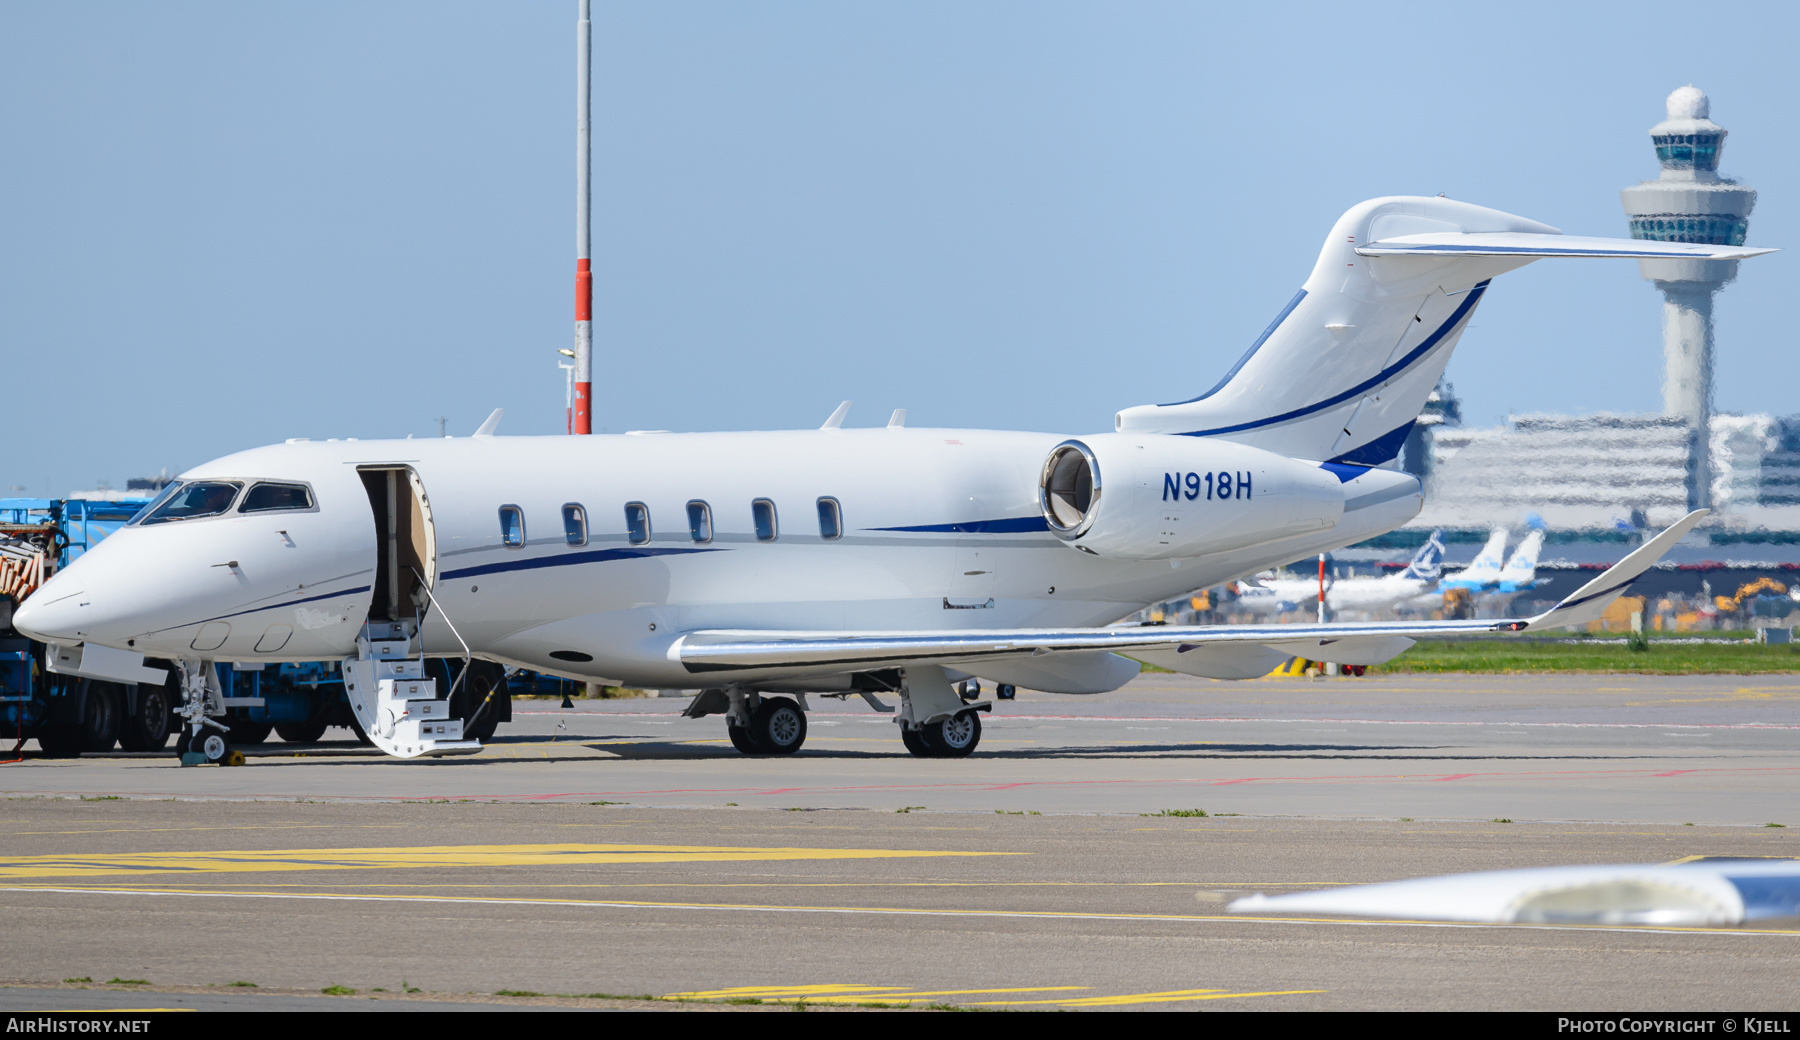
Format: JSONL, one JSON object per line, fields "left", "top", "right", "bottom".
{"left": 752, "top": 499, "right": 778, "bottom": 542}
{"left": 239, "top": 482, "right": 314, "bottom": 513}
{"left": 139, "top": 481, "right": 244, "bottom": 525}
{"left": 499, "top": 505, "right": 525, "bottom": 548}
{"left": 562, "top": 503, "right": 588, "bottom": 546}
{"left": 817, "top": 497, "right": 842, "bottom": 540}
{"left": 686, "top": 500, "right": 712, "bottom": 543}
{"left": 625, "top": 502, "right": 651, "bottom": 545}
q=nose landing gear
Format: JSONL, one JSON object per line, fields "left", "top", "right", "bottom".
{"left": 172, "top": 660, "right": 240, "bottom": 767}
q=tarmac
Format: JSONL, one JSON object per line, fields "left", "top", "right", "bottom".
{"left": 0, "top": 672, "right": 1794, "bottom": 1012}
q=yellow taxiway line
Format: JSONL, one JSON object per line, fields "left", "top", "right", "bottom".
{"left": 2, "top": 884, "right": 1796, "bottom": 939}
{"left": 660, "top": 982, "right": 1321, "bottom": 1008}
{"left": 0, "top": 842, "right": 1017, "bottom": 879}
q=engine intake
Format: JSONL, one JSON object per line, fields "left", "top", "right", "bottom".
{"left": 1036, "top": 434, "right": 1344, "bottom": 560}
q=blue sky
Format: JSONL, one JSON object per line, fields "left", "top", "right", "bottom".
{"left": 4, "top": 2, "right": 1796, "bottom": 494}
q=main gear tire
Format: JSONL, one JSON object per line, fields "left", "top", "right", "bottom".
{"left": 727, "top": 723, "right": 760, "bottom": 754}
{"left": 900, "top": 726, "right": 933, "bottom": 757}
{"left": 922, "top": 710, "right": 981, "bottom": 758}
{"left": 748, "top": 698, "right": 807, "bottom": 755}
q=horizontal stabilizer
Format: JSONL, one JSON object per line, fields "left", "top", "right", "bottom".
{"left": 1357, "top": 232, "right": 1774, "bottom": 261}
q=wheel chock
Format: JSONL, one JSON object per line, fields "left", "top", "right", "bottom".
{"left": 178, "top": 752, "right": 206, "bottom": 767}
{"left": 221, "top": 750, "right": 246, "bottom": 767}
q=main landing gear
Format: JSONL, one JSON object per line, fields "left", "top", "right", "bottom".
{"left": 683, "top": 667, "right": 993, "bottom": 758}
{"left": 899, "top": 709, "right": 982, "bottom": 758}
{"left": 897, "top": 670, "right": 988, "bottom": 758}
{"left": 683, "top": 688, "right": 813, "bottom": 755}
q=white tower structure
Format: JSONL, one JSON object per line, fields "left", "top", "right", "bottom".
{"left": 1620, "top": 86, "right": 1757, "bottom": 510}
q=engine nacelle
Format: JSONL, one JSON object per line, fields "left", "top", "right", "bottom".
{"left": 1037, "top": 434, "right": 1344, "bottom": 560}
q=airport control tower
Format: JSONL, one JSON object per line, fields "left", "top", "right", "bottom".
{"left": 1621, "top": 86, "right": 1757, "bottom": 511}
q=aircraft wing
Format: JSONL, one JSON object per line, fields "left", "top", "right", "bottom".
{"left": 674, "top": 511, "right": 1707, "bottom": 678}
{"left": 1356, "top": 232, "right": 1774, "bottom": 260}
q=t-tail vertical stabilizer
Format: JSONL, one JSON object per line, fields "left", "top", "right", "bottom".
{"left": 1443, "top": 528, "right": 1509, "bottom": 591}
{"left": 1113, "top": 196, "right": 1774, "bottom": 466}
{"left": 1402, "top": 529, "right": 1447, "bottom": 583}
{"left": 1497, "top": 528, "right": 1546, "bottom": 592}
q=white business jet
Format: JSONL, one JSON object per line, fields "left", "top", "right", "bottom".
{"left": 14, "top": 196, "right": 1766, "bottom": 763}
{"left": 1232, "top": 530, "right": 1446, "bottom": 617}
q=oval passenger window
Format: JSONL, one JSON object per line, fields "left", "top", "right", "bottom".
{"left": 625, "top": 502, "right": 651, "bottom": 545}
{"left": 499, "top": 505, "right": 525, "bottom": 548}
{"left": 687, "top": 501, "right": 712, "bottom": 543}
{"left": 752, "top": 499, "right": 778, "bottom": 542}
{"left": 817, "top": 497, "right": 842, "bottom": 540}
{"left": 563, "top": 504, "right": 588, "bottom": 546}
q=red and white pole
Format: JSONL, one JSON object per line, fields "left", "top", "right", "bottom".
{"left": 572, "top": 0, "right": 593, "bottom": 434}
{"left": 1317, "top": 553, "right": 1327, "bottom": 624}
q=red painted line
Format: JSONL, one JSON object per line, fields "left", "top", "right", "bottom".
{"left": 1430, "top": 774, "right": 1474, "bottom": 782}
{"left": 1654, "top": 770, "right": 1698, "bottom": 777}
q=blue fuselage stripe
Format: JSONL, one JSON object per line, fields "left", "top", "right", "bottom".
{"left": 870, "top": 516, "right": 1050, "bottom": 534}
{"left": 441, "top": 546, "right": 721, "bottom": 580}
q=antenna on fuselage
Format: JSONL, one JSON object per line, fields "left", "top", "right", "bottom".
{"left": 474, "top": 409, "right": 504, "bottom": 438}
{"left": 888, "top": 409, "right": 907, "bottom": 428}
{"left": 821, "top": 401, "right": 851, "bottom": 430}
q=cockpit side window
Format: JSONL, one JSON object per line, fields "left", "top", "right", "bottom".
{"left": 138, "top": 481, "right": 244, "bottom": 525}
{"left": 239, "top": 482, "right": 316, "bottom": 513}
{"left": 129, "top": 482, "right": 185, "bottom": 525}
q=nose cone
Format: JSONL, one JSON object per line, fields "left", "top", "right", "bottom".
{"left": 12, "top": 572, "right": 86, "bottom": 643}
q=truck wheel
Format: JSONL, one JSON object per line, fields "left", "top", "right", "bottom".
{"left": 450, "top": 662, "right": 508, "bottom": 742}
{"left": 78, "top": 681, "right": 123, "bottom": 752}
{"left": 274, "top": 720, "right": 329, "bottom": 743}
{"left": 118, "top": 681, "right": 173, "bottom": 751}
{"left": 224, "top": 712, "right": 272, "bottom": 745}
{"left": 35, "top": 726, "right": 83, "bottom": 758}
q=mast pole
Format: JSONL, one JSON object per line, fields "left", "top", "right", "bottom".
{"left": 572, "top": 0, "right": 593, "bottom": 434}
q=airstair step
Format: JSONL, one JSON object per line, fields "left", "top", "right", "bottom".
{"left": 375, "top": 659, "right": 424, "bottom": 681}
{"left": 363, "top": 638, "right": 413, "bottom": 661}
{"left": 378, "top": 678, "right": 435, "bottom": 700}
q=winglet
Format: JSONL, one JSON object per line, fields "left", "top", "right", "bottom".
{"left": 821, "top": 401, "right": 851, "bottom": 430}
{"left": 1523, "top": 510, "right": 1708, "bottom": 631}
{"left": 473, "top": 408, "right": 504, "bottom": 438}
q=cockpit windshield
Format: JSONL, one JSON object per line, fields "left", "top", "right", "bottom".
{"left": 136, "top": 481, "right": 244, "bottom": 525}
{"left": 128, "top": 482, "right": 185, "bottom": 525}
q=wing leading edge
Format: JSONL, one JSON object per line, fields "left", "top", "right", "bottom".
{"left": 673, "top": 512, "right": 1708, "bottom": 678}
